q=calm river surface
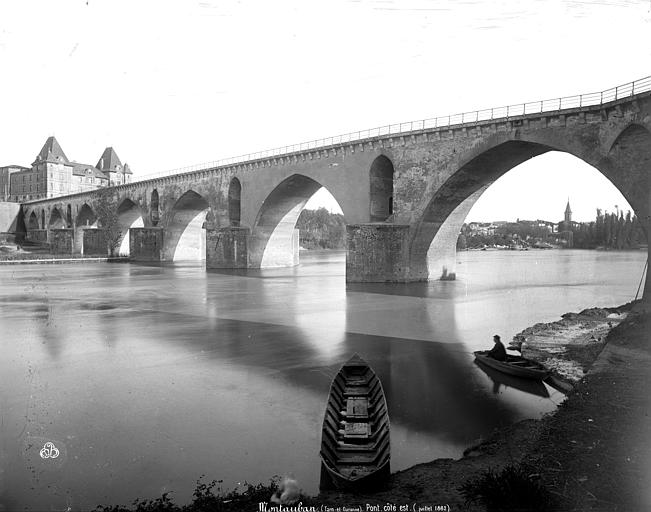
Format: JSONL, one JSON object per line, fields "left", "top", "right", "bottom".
{"left": 0, "top": 249, "right": 646, "bottom": 510}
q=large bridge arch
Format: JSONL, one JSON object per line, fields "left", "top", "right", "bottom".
{"left": 163, "top": 190, "right": 210, "bottom": 262}
{"left": 249, "top": 173, "right": 345, "bottom": 268}
{"left": 407, "top": 126, "right": 650, "bottom": 282}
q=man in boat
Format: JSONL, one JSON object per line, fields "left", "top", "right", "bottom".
{"left": 487, "top": 334, "right": 507, "bottom": 361}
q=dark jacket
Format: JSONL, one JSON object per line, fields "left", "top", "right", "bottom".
{"left": 488, "top": 340, "right": 507, "bottom": 361}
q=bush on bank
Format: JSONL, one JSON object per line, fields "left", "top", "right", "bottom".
{"left": 459, "top": 464, "right": 557, "bottom": 512}
{"left": 93, "top": 477, "right": 318, "bottom": 512}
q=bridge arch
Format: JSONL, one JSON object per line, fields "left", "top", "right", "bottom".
{"left": 49, "top": 208, "right": 65, "bottom": 229}
{"left": 250, "top": 173, "right": 344, "bottom": 268}
{"left": 76, "top": 204, "right": 97, "bottom": 227}
{"left": 117, "top": 198, "right": 145, "bottom": 257}
{"left": 229, "top": 177, "right": 242, "bottom": 227}
{"left": 74, "top": 204, "right": 99, "bottom": 253}
{"left": 41, "top": 210, "right": 45, "bottom": 230}
{"left": 163, "top": 190, "right": 210, "bottom": 262}
{"left": 27, "top": 211, "right": 39, "bottom": 231}
{"left": 409, "top": 135, "right": 647, "bottom": 281}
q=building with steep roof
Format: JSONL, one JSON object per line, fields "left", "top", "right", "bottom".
{"left": 32, "top": 136, "right": 69, "bottom": 166}
{"left": 96, "top": 147, "right": 133, "bottom": 186}
{"left": 5, "top": 137, "right": 131, "bottom": 201}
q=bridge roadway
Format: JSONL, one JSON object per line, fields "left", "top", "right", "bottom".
{"left": 19, "top": 76, "right": 651, "bottom": 295}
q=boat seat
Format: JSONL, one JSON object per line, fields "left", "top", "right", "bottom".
{"left": 337, "top": 440, "right": 376, "bottom": 451}
{"left": 344, "top": 421, "right": 370, "bottom": 439}
{"left": 344, "top": 387, "right": 370, "bottom": 396}
{"left": 346, "top": 397, "right": 369, "bottom": 418}
{"left": 337, "top": 451, "right": 386, "bottom": 465}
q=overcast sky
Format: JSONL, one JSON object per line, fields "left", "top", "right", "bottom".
{"left": 1, "top": 0, "right": 650, "bottom": 222}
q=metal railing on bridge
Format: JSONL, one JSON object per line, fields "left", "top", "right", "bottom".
{"left": 132, "top": 75, "right": 651, "bottom": 183}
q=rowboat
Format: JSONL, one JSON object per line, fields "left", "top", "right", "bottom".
{"left": 474, "top": 358, "right": 550, "bottom": 398}
{"left": 319, "top": 354, "right": 390, "bottom": 491}
{"left": 473, "top": 351, "right": 550, "bottom": 380}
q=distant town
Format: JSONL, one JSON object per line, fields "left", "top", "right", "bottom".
{"left": 297, "top": 201, "right": 647, "bottom": 252}
{"left": 458, "top": 201, "right": 646, "bottom": 251}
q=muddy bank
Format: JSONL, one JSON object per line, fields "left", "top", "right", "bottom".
{"left": 317, "top": 302, "right": 649, "bottom": 511}
{"left": 511, "top": 303, "right": 634, "bottom": 384}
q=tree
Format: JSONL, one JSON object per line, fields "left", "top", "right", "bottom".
{"left": 94, "top": 189, "right": 122, "bottom": 256}
{"left": 296, "top": 208, "right": 346, "bottom": 249}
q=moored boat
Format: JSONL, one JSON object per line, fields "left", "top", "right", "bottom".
{"left": 474, "top": 358, "right": 550, "bottom": 398}
{"left": 474, "top": 350, "right": 550, "bottom": 380}
{"left": 319, "top": 354, "right": 390, "bottom": 491}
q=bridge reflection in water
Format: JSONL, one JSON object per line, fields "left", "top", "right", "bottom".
{"left": 3, "top": 248, "right": 645, "bottom": 509}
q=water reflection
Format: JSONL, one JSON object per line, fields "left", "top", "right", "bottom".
{"left": 0, "top": 249, "right": 644, "bottom": 510}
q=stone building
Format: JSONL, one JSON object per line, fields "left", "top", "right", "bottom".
{"left": 96, "top": 147, "right": 133, "bottom": 186}
{"left": 5, "top": 136, "right": 132, "bottom": 202}
{"left": 0, "top": 164, "right": 30, "bottom": 201}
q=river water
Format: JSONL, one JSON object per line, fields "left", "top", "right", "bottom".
{"left": 0, "top": 249, "right": 646, "bottom": 510}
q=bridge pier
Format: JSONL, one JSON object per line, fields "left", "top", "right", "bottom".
{"left": 206, "top": 227, "right": 249, "bottom": 268}
{"left": 346, "top": 224, "right": 424, "bottom": 282}
{"left": 82, "top": 228, "right": 108, "bottom": 256}
{"left": 129, "top": 227, "right": 163, "bottom": 261}
{"left": 49, "top": 229, "right": 74, "bottom": 255}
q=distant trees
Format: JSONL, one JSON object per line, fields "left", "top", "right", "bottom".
{"left": 296, "top": 207, "right": 346, "bottom": 249}
{"left": 573, "top": 209, "right": 646, "bottom": 250}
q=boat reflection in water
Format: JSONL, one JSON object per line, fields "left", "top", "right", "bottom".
{"left": 474, "top": 359, "right": 550, "bottom": 398}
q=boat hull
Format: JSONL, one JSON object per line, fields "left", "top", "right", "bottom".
{"left": 319, "top": 354, "right": 390, "bottom": 491}
{"left": 474, "top": 351, "right": 549, "bottom": 380}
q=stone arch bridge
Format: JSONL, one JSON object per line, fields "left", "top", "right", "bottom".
{"left": 20, "top": 77, "right": 651, "bottom": 296}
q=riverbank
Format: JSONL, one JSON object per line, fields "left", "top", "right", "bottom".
{"left": 316, "top": 301, "right": 650, "bottom": 511}
{"left": 90, "top": 300, "right": 650, "bottom": 511}
{"left": 0, "top": 256, "right": 127, "bottom": 264}
{"left": 0, "top": 240, "right": 128, "bottom": 264}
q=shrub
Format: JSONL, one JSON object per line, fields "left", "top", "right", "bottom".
{"left": 459, "top": 464, "right": 556, "bottom": 512}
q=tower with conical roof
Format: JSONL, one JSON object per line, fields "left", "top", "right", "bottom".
{"left": 564, "top": 199, "right": 572, "bottom": 225}
{"left": 96, "top": 147, "right": 133, "bottom": 186}
{"left": 25, "top": 136, "right": 75, "bottom": 199}
{"left": 32, "top": 136, "right": 69, "bottom": 166}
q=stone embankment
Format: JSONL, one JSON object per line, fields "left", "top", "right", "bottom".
{"left": 511, "top": 304, "right": 632, "bottom": 390}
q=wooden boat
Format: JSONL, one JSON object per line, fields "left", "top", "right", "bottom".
{"left": 474, "top": 358, "right": 550, "bottom": 398}
{"left": 474, "top": 351, "right": 550, "bottom": 380}
{"left": 319, "top": 354, "right": 390, "bottom": 491}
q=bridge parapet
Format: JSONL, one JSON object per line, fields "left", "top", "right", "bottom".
{"left": 124, "top": 75, "right": 651, "bottom": 181}
{"left": 19, "top": 75, "right": 651, "bottom": 210}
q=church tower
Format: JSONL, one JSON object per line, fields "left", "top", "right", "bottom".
{"left": 564, "top": 199, "right": 572, "bottom": 225}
